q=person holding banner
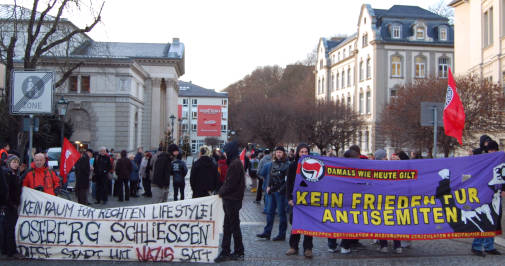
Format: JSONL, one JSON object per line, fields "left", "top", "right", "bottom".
{"left": 22, "top": 153, "right": 60, "bottom": 196}
{"left": 0, "top": 154, "right": 23, "bottom": 258}
{"left": 215, "top": 141, "right": 245, "bottom": 262}
{"left": 286, "top": 143, "right": 313, "bottom": 258}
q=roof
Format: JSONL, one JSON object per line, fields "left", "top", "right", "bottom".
{"left": 178, "top": 81, "right": 227, "bottom": 98}
{"left": 0, "top": 4, "right": 65, "bottom": 21}
{"left": 71, "top": 40, "right": 184, "bottom": 59}
{"left": 374, "top": 5, "right": 447, "bottom": 20}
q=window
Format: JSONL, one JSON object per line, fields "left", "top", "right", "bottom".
{"left": 364, "top": 131, "right": 369, "bottom": 152}
{"left": 349, "top": 45, "right": 352, "bottom": 54}
{"left": 391, "top": 56, "right": 401, "bottom": 77}
{"left": 362, "top": 33, "right": 368, "bottom": 47}
{"left": 341, "top": 71, "right": 345, "bottom": 88}
{"left": 317, "top": 78, "right": 321, "bottom": 94}
{"left": 81, "top": 76, "right": 90, "bottom": 93}
{"left": 322, "top": 77, "right": 325, "bottom": 93}
{"left": 359, "top": 92, "right": 364, "bottom": 114}
{"left": 222, "top": 111, "right": 227, "bottom": 120}
{"left": 69, "top": 76, "right": 78, "bottom": 92}
{"left": 439, "top": 27, "right": 447, "bottom": 41}
{"left": 192, "top": 124, "right": 197, "bottom": 132}
{"left": 192, "top": 99, "right": 197, "bottom": 106}
{"left": 392, "top": 25, "right": 401, "bottom": 39}
{"left": 222, "top": 99, "right": 227, "bottom": 106}
{"left": 359, "top": 61, "right": 364, "bottom": 81}
{"left": 182, "top": 123, "right": 188, "bottom": 132}
{"left": 338, "top": 52, "right": 340, "bottom": 61}
{"left": 221, "top": 125, "right": 227, "bottom": 132}
{"left": 319, "top": 59, "right": 323, "bottom": 70}
{"left": 358, "top": 132, "right": 362, "bottom": 149}
{"left": 343, "top": 49, "right": 347, "bottom": 58}
{"left": 331, "top": 73, "right": 334, "bottom": 91}
{"left": 347, "top": 69, "right": 351, "bottom": 87}
{"left": 182, "top": 98, "right": 188, "bottom": 106}
{"left": 438, "top": 57, "right": 450, "bottom": 78}
{"left": 182, "top": 111, "right": 188, "bottom": 119}
{"left": 366, "top": 58, "right": 371, "bottom": 79}
{"left": 347, "top": 95, "right": 351, "bottom": 106}
{"left": 416, "top": 26, "right": 425, "bottom": 40}
{"left": 192, "top": 111, "right": 197, "bottom": 119}
{"left": 390, "top": 88, "right": 398, "bottom": 98}
{"left": 484, "top": 7, "right": 494, "bottom": 47}
{"left": 415, "top": 56, "right": 426, "bottom": 78}
{"left": 366, "top": 91, "right": 371, "bottom": 114}
{"left": 336, "top": 73, "right": 340, "bottom": 89}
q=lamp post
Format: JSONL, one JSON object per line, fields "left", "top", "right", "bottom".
{"left": 169, "top": 114, "right": 176, "bottom": 143}
{"left": 57, "top": 96, "right": 69, "bottom": 146}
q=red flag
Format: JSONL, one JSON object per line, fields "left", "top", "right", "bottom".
{"left": 60, "top": 138, "right": 80, "bottom": 184}
{"left": 240, "top": 148, "right": 246, "bottom": 166}
{"left": 443, "top": 68, "right": 465, "bottom": 145}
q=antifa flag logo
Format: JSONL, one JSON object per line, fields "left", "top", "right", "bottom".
{"left": 301, "top": 157, "right": 325, "bottom": 182}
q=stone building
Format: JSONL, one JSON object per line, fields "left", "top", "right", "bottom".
{"left": 315, "top": 4, "right": 454, "bottom": 153}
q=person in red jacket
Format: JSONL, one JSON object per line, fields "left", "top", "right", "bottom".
{"left": 0, "top": 143, "right": 10, "bottom": 166}
{"left": 22, "top": 153, "right": 61, "bottom": 195}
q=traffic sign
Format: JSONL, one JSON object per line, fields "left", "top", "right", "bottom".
{"left": 10, "top": 70, "right": 54, "bottom": 115}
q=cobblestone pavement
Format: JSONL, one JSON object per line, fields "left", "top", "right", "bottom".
{"left": 2, "top": 162, "right": 505, "bottom": 265}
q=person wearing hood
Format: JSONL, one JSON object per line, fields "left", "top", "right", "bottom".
{"left": 169, "top": 144, "right": 188, "bottom": 201}
{"left": 1, "top": 154, "right": 23, "bottom": 258}
{"left": 215, "top": 141, "right": 245, "bottom": 262}
{"left": 151, "top": 148, "right": 172, "bottom": 203}
{"left": 257, "top": 146, "right": 290, "bottom": 241}
{"left": 190, "top": 146, "right": 219, "bottom": 198}
{"left": 22, "top": 153, "right": 60, "bottom": 196}
{"left": 75, "top": 150, "right": 91, "bottom": 205}
{"left": 285, "top": 144, "right": 313, "bottom": 258}
{"left": 472, "top": 135, "right": 493, "bottom": 155}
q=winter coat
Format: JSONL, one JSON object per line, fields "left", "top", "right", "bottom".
{"left": 134, "top": 152, "right": 143, "bottom": 167}
{"left": 171, "top": 159, "right": 188, "bottom": 185}
{"left": 130, "top": 160, "right": 140, "bottom": 182}
{"left": 268, "top": 159, "right": 290, "bottom": 194}
{"left": 190, "top": 156, "right": 219, "bottom": 195}
{"left": 115, "top": 157, "right": 133, "bottom": 180}
{"left": 93, "top": 154, "right": 112, "bottom": 181}
{"left": 22, "top": 166, "right": 61, "bottom": 195}
{"left": 257, "top": 154, "right": 272, "bottom": 179}
{"left": 139, "top": 157, "right": 148, "bottom": 179}
{"left": 218, "top": 158, "right": 245, "bottom": 201}
{"left": 473, "top": 135, "right": 493, "bottom": 155}
{"left": 1, "top": 167, "right": 21, "bottom": 211}
{"left": 75, "top": 154, "right": 91, "bottom": 190}
{"left": 260, "top": 162, "right": 272, "bottom": 190}
{"left": 152, "top": 152, "right": 172, "bottom": 188}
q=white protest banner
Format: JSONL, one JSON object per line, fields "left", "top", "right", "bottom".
{"left": 16, "top": 187, "right": 224, "bottom": 263}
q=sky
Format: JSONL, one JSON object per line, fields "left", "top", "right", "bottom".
{"left": 3, "top": 0, "right": 449, "bottom": 91}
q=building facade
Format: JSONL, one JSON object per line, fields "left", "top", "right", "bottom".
{"left": 450, "top": 0, "right": 505, "bottom": 148}
{"left": 316, "top": 4, "right": 454, "bottom": 153}
{"left": 1, "top": 4, "right": 184, "bottom": 151}
{"left": 178, "top": 81, "right": 228, "bottom": 154}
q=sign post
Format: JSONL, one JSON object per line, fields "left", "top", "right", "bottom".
{"left": 420, "top": 102, "right": 444, "bottom": 158}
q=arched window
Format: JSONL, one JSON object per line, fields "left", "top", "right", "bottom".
{"left": 341, "top": 71, "right": 345, "bottom": 88}
{"left": 336, "top": 73, "right": 340, "bottom": 89}
{"left": 416, "top": 25, "right": 425, "bottom": 40}
{"left": 347, "top": 68, "right": 351, "bottom": 87}
{"left": 391, "top": 55, "right": 401, "bottom": 77}
{"left": 415, "top": 56, "right": 426, "bottom": 78}
{"left": 392, "top": 25, "right": 401, "bottom": 39}
{"left": 439, "top": 26, "right": 447, "bottom": 41}
{"left": 366, "top": 58, "right": 371, "bottom": 79}
{"left": 359, "top": 61, "right": 364, "bottom": 81}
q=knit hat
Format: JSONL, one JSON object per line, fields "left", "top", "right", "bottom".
{"left": 275, "top": 146, "right": 285, "bottom": 153}
{"left": 5, "top": 154, "right": 20, "bottom": 168}
{"left": 374, "top": 149, "right": 387, "bottom": 160}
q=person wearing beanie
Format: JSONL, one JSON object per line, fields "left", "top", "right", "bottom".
{"left": 375, "top": 149, "right": 387, "bottom": 160}
{"left": 257, "top": 144, "right": 290, "bottom": 241}
{"left": 190, "top": 146, "right": 219, "bottom": 198}
{"left": 285, "top": 143, "right": 313, "bottom": 258}
{"left": 1, "top": 154, "right": 23, "bottom": 258}
{"left": 215, "top": 141, "right": 246, "bottom": 262}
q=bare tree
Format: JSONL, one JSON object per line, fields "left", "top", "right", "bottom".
{"left": 429, "top": 0, "right": 454, "bottom": 24}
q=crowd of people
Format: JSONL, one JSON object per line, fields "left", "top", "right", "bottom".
{"left": 0, "top": 134, "right": 504, "bottom": 261}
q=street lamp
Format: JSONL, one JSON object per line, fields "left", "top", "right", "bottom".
{"left": 169, "top": 114, "right": 176, "bottom": 143}
{"left": 57, "top": 96, "right": 69, "bottom": 146}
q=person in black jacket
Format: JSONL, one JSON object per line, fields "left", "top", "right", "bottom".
{"left": 151, "top": 150, "right": 172, "bottom": 203}
{"left": 215, "top": 141, "right": 245, "bottom": 262}
{"left": 1, "top": 154, "right": 23, "bottom": 258}
{"left": 190, "top": 146, "right": 219, "bottom": 198}
{"left": 285, "top": 143, "right": 313, "bottom": 258}
{"left": 93, "top": 147, "right": 112, "bottom": 204}
{"left": 472, "top": 135, "right": 493, "bottom": 155}
{"left": 170, "top": 145, "right": 188, "bottom": 201}
{"left": 115, "top": 150, "right": 132, "bottom": 202}
{"left": 75, "top": 151, "right": 91, "bottom": 205}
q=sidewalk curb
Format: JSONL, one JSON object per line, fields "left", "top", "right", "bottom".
{"left": 495, "top": 236, "right": 505, "bottom": 247}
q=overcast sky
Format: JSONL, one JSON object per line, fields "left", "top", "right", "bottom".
{"left": 4, "top": 0, "right": 449, "bottom": 91}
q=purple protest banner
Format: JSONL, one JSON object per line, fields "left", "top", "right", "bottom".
{"left": 291, "top": 152, "right": 505, "bottom": 240}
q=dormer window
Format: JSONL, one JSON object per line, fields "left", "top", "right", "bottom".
{"left": 392, "top": 25, "right": 401, "bottom": 39}
{"left": 439, "top": 27, "right": 447, "bottom": 41}
{"left": 416, "top": 26, "right": 425, "bottom": 40}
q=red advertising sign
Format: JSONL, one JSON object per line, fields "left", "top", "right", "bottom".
{"left": 178, "top": 104, "right": 182, "bottom": 119}
{"left": 197, "top": 105, "right": 222, "bottom": 136}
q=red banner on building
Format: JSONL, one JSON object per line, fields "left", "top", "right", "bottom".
{"left": 197, "top": 105, "right": 221, "bottom": 136}
{"left": 178, "top": 104, "right": 182, "bottom": 119}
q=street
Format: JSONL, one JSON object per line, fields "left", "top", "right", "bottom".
{"left": 2, "top": 160, "right": 505, "bottom": 266}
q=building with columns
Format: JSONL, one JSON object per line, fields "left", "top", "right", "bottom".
{"left": 1, "top": 4, "right": 184, "bottom": 151}
{"left": 315, "top": 4, "right": 454, "bottom": 153}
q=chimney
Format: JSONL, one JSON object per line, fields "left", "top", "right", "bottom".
{"left": 173, "top": 38, "right": 180, "bottom": 44}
